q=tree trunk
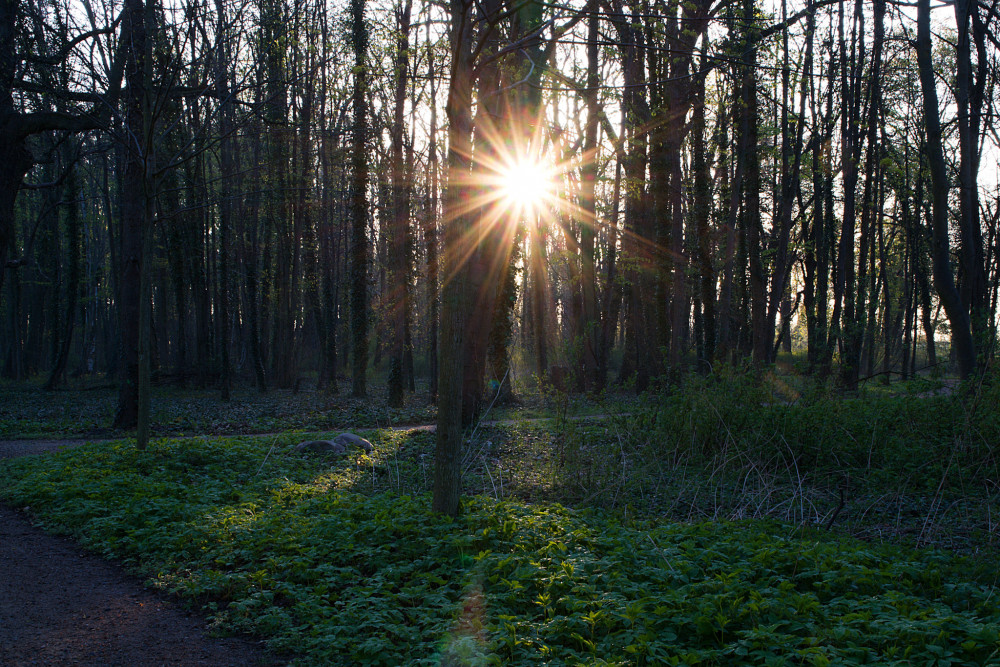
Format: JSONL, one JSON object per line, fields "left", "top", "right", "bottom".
{"left": 44, "top": 158, "right": 80, "bottom": 391}
{"left": 113, "top": 0, "right": 148, "bottom": 433}
{"left": 954, "top": 0, "right": 989, "bottom": 359}
{"left": 740, "top": 0, "right": 766, "bottom": 366}
{"left": 916, "top": 0, "right": 976, "bottom": 379}
{"left": 433, "top": 0, "right": 475, "bottom": 517}
{"left": 692, "top": 37, "right": 714, "bottom": 368}
{"left": 425, "top": 18, "right": 440, "bottom": 401}
{"left": 349, "top": 0, "right": 370, "bottom": 397}
{"left": 767, "top": 0, "right": 813, "bottom": 365}
{"left": 596, "top": 136, "right": 622, "bottom": 390}
{"left": 387, "top": 0, "right": 413, "bottom": 408}
{"left": 577, "top": 0, "right": 600, "bottom": 389}
{"left": 835, "top": 0, "right": 864, "bottom": 389}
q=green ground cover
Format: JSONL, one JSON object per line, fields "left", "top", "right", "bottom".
{"left": 2, "top": 407, "right": 999, "bottom": 665}
{"left": 2, "top": 372, "right": 998, "bottom": 664}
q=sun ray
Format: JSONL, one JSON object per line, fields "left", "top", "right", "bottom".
{"left": 497, "top": 159, "right": 553, "bottom": 215}
{"left": 437, "top": 107, "right": 613, "bottom": 291}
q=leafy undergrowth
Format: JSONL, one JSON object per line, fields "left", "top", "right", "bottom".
{"left": 0, "top": 380, "right": 435, "bottom": 439}
{"left": 376, "top": 373, "right": 988, "bottom": 557}
{"left": 3, "top": 436, "right": 1000, "bottom": 665}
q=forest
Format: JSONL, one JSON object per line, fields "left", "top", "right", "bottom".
{"left": 2, "top": 0, "right": 1000, "bottom": 663}
{"left": 3, "top": 0, "right": 998, "bottom": 423}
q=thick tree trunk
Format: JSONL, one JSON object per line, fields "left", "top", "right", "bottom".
{"left": 0, "top": 141, "right": 32, "bottom": 299}
{"left": 459, "top": 0, "right": 511, "bottom": 423}
{"left": 113, "top": 0, "right": 148, "bottom": 433}
{"left": 433, "top": 0, "right": 475, "bottom": 517}
{"left": 916, "top": 0, "right": 976, "bottom": 379}
{"left": 954, "top": 0, "right": 989, "bottom": 358}
{"left": 0, "top": 0, "right": 39, "bottom": 297}
{"left": 740, "top": 0, "right": 766, "bottom": 366}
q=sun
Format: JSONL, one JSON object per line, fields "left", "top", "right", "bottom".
{"left": 498, "top": 159, "right": 553, "bottom": 212}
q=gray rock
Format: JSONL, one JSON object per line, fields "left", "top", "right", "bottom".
{"left": 332, "top": 432, "right": 374, "bottom": 453}
{"left": 294, "top": 439, "right": 347, "bottom": 456}
{"left": 293, "top": 433, "right": 374, "bottom": 457}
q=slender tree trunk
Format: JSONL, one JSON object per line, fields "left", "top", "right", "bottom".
{"left": 388, "top": 0, "right": 413, "bottom": 408}
{"left": 766, "top": 0, "right": 813, "bottom": 364}
{"left": 596, "top": 138, "right": 622, "bottom": 391}
{"left": 740, "top": 0, "right": 766, "bottom": 366}
{"left": 692, "top": 44, "right": 714, "bottom": 367}
{"left": 607, "top": 0, "right": 649, "bottom": 388}
{"left": 425, "top": 17, "right": 440, "bottom": 401}
{"left": 44, "top": 159, "right": 80, "bottom": 390}
{"left": 836, "top": 0, "right": 864, "bottom": 388}
{"left": 349, "top": 0, "right": 370, "bottom": 397}
{"left": 246, "top": 104, "right": 267, "bottom": 391}
{"left": 817, "top": 57, "right": 836, "bottom": 377}
{"left": 530, "top": 223, "right": 548, "bottom": 378}
{"left": 717, "top": 94, "right": 739, "bottom": 362}
{"left": 215, "top": 0, "right": 233, "bottom": 400}
{"left": 577, "top": 0, "right": 600, "bottom": 389}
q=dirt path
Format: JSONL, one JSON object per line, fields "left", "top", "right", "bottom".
{"left": 0, "top": 413, "right": 628, "bottom": 459}
{"left": 0, "top": 442, "right": 287, "bottom": 666}
{"left": 0, "top": 439, "right": 93, "bottom": 459}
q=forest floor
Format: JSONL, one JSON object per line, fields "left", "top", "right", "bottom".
{"left": 0, "top": 439, "right": 289, "bottom": 667}
{"left": 0, "top": 372, "right": 992, "bottom": 664}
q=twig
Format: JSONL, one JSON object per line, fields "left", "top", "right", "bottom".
{"left": 780, "top": 436, "right": 806, "bottom": 522}
{"left": 646, "top": 534, "right": 676, "bottom": 574}
{"left": 825, "top": 487, "right": 846, "bottom": 530}
{"left": 919, "top": 445, "right": 957, "bottom": 546}
{"left": 484, "top": 462, "right": 499, "bottom": 499}
{"left": 462, "top": 368, "right": 510, "bottom": 475}
{"left": 255, "top": 437, "right": 279, "bottom": 476}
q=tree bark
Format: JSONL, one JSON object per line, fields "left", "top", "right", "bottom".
{"left": 577, "top": 1, "right": 600, "bottom": 389}
{"left": 215, "top": 0, "right": 234, "bottom": 401}
{"left": 741, "top": 0, "right": 766, "bottom": 366}
{"left": 916, "top": 0, "right": 976, "bottom": 379}
{"left": 433, "top": 0, "right": 475, "bottom": 517}
{"left": 692, "top": 35, "right": 714, "bottom": 368}
{"left": 43, "top": 153, "right": 80, "bottom": 391}
{"left": 954, "top": 0, "right": 988, "bottom": 358}
{"left": 425, "top": 18, "right": 440, "bottom": 402}
{"left": 113, "top": 0, "right": 148, "bottom": 434}
{"left": 349, "top": 0, "right": 370, "bottom": 397}
{"left": 388, "top": 0, "right": 413, "bottom": 408}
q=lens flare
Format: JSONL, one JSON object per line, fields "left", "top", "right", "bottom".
{"left": 498, "top": 159, "right": 552, "bottom": 213}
